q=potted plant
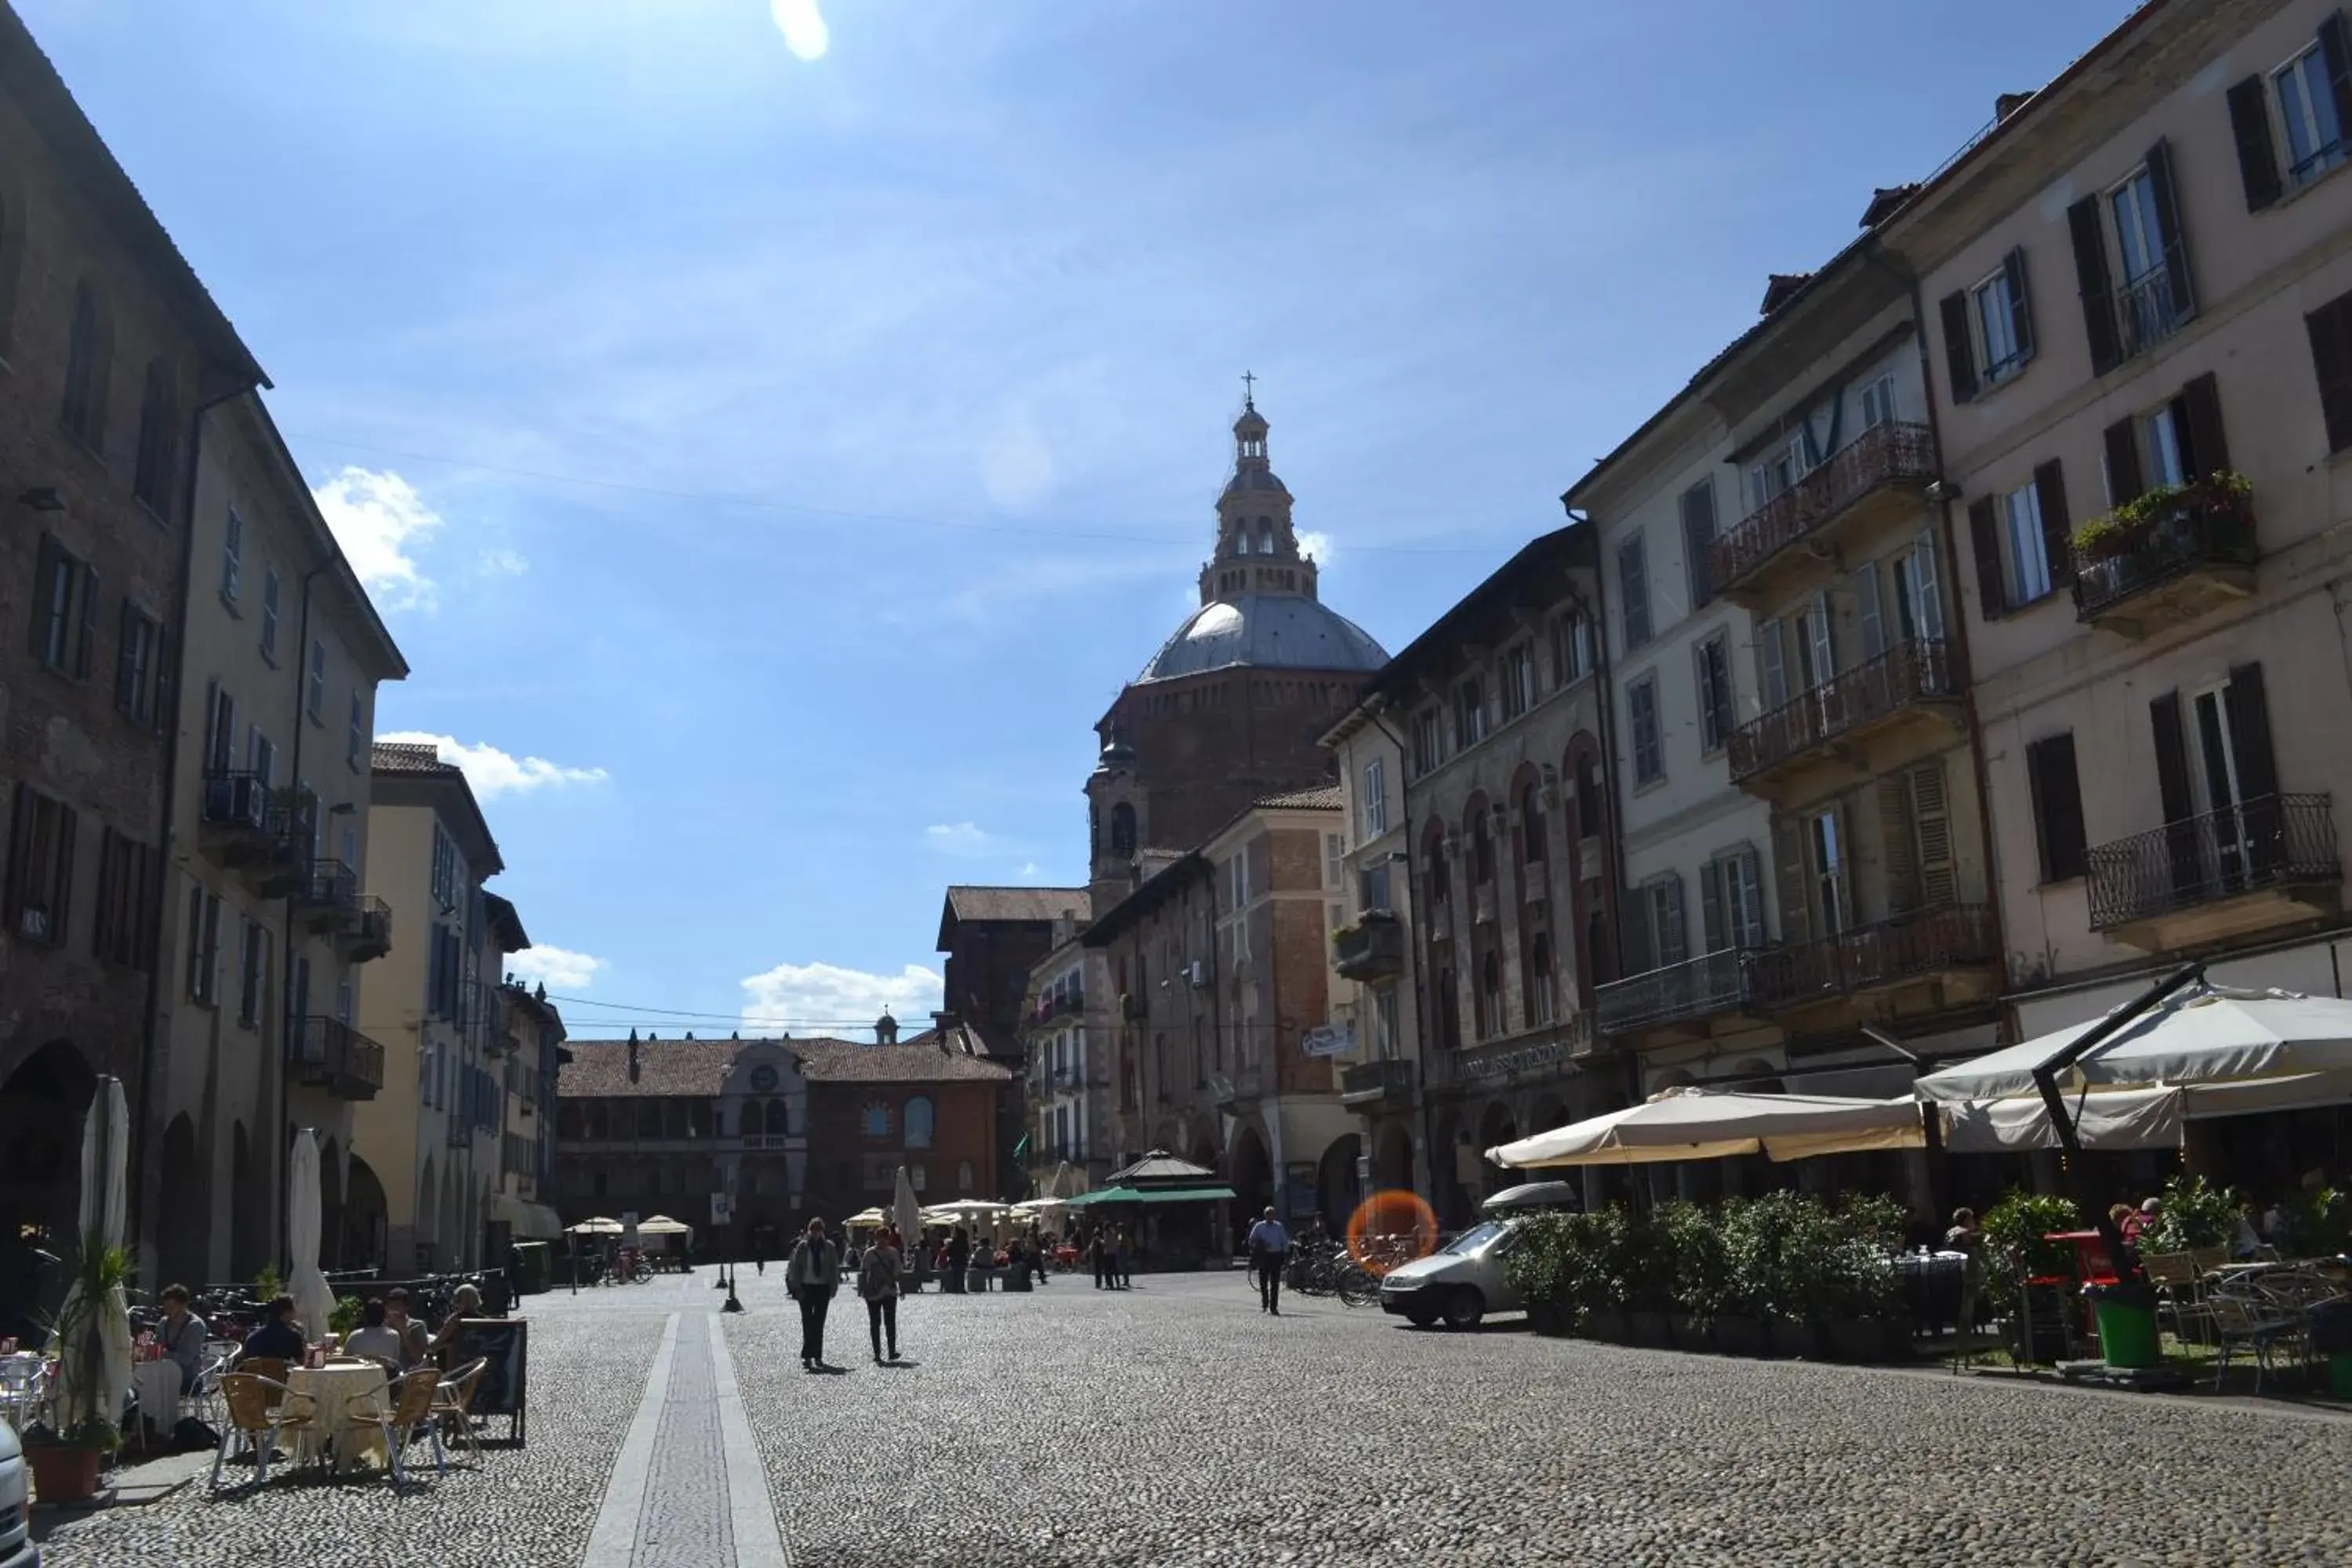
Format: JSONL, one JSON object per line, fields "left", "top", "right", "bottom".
{"left": 2071, "top": 470, "right": 2252, "bottom": 566}
{"left": 1712, "top": 1197, "right": 1772, "bottom": 1356}
{"left": 1503, "top": 1214, "right": 1572, "bottom": 1337}
{"left": 1575, "top": 1209, "right": 1632, "bottom": 1343}
{"left": 1617, "top": 1207, "right": 1676, "bottom": 1348}
{"left": 2139, "top": 1172, "right": 2239, "bottom": 1255}
{"left": 24, "top": 1229, "right": 131, "bottom": 1504}
{"left": 1818, "top": 1195, "right": 1910, "bottom": 1363}
{"left": 1981, "top": 1189, "right": 2080, "bottom": 1362}
{"left": 1657, "top": 1199, "right": 1724, "bottom": 1352}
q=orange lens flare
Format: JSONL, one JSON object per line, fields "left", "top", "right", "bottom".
{"left": 1346, "top": 1189, "right": 1438, "bottom": 1276}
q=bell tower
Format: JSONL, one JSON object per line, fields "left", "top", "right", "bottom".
{"left": 1198, "top": 383, "right": 1321, "bottom": 605}
{"left": 1085, "top": 727, "right": 1145, "bottom": 909}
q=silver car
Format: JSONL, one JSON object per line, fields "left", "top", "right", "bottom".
{"left": 0, "top": 1418, "right": 38, "bottom": 1568}
{"left": 1377, "top": 1219, "right": 1525, "bottom": 1329}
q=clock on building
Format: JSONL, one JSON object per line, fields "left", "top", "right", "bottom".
{"left": 749, "top": 1064, "right": 779, "bottom": 1093}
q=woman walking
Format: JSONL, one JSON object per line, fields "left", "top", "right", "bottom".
{"left": 860, "top": 1225, "right": 904, "bottom": 1363}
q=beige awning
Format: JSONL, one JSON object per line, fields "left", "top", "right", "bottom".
{"left": 1488, "top": 1087, "right": 1924, "bottom": 1169}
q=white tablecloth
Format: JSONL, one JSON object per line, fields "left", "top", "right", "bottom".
{"left": 289, "top": 1362, "right": 389, "bottom": 1471}
{"left": 130, "top": 1359, "right": 182, "bottom": 1436}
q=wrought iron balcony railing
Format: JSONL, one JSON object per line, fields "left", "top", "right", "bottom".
{"left": 1728, "top": 638, "right": 1960, "bottom": 785}
{"left": 1332, "top": 912, "right": 1405, "bottom": 981}
{"left": 2071, "top": 485, "right": 2256, "bottom": 623}
{"left": 1710, "top": 422, "right": 1937, "bottom": 593}
{"left": 1595, "top": 947, "right": 1756, "bottom": 1034}
{"left": 1339, "top": 1057, "right": 1415, "bottom": 1105}
{"left": 2086, "top": 793, "right": 2340, "bottom": 932}
{"left": 1750, "top": 904, "right": 1994, "bottom": 1010}
{"left": 286, "top": 1015, "right": 385, "bottom": 1100}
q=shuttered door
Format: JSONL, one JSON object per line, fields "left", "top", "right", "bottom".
{"left": 2225, "top": 662, "right": 2283, "bottom": 877}
{"left": 2307, "top": 293, "right": 2352, "bottom": 455}
{"left": 2145, "top": 138, "right": 2197, "bottom": 323}
{"left": 1967, "top": 497, "right": 2005, "bottom": 619}
{"left": 2151, "top": 691, "right": 2200, "bottom": 896}
{"left": 1939, "top": 290, "right": 1976, "bottom": 404}
{"left": 2180, "top": 371, "right": 2231, "bottom": 477}
{"left": 1856, "top": 560, "right": 1887, "bottom": 659}
{"left": 2067, "top": 195, "right": 2122, "bottom": 375}
{"left": 1700, "top": 859, "right": 1726, "bottom": 954}
{"left": 1911, "top": 761, "right": 1958, "bottom": 908}
{"left": 2227, "top": 74, "right": 2284, "bottom": 212}
{"left": 1878, "top": 772, "right": 1920, "bottom": 913}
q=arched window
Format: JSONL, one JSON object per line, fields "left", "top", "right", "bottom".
{"left": 862, "top": 1100, "right": 891, "bottom": 1138}
{"left": 1521, "top": 782, "right": 1546, "bottom": 862}
{"left": 904, "top": 1094, "right": 935, "bottom": 1149}
{"left": 132, "top": 359, "right": 176, "bottom": 517}
{"left": 1528, "top": 933, "right": 1555, "bottom": 1025}
{"left": 1478, "top": 949, "right": 1501, "bottom": 1037}
{"left": 1110, "top": 801, "right": 1137, "bottom": 856}
{"left": 1587, "top": 909, "right": 1612, "bottom": 989}
{"left": 1577, "top": 753, "right": 1605, "bottom": 840}
{"left": 1437, "top": 968, "right": 1461, "bottom": 1052}
{"left": 60, "top": 280, "right": 108, "bottom": 449}
{"left": 1471, "top": 809, "right": 1494, "bottom": 884}
{"left": 1258, "top": 520, "right": 1276, "bottom": 554}
{"left": 765, "top": 1098, "right": 790, "bottom": 1136}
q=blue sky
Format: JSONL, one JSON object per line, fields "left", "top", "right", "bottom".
{"left": 25, "top": 0, "right": 2125, "bottom": 1037}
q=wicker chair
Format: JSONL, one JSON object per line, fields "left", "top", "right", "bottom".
{"left": 344, "top": 1370, "right": 446, "bottom": 1483}
{"left": 210, "top": 1372, "right": 316, "bottom": 1490}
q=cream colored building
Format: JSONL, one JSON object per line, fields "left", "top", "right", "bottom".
{"left": 351, "top": 741, "right": 524, "bottom": 1272}
{"left": 488, "top": 952, "right": 567, "bottom": 1245}
{"left": 150, "top": 390, "right": 406, "bottom": 1288}
{"left": 1322, "top": 694, "right": 1420, "bottom": 1198}
{"left": 1016, "top": 915, "right": 1115, "bottom": 1194}
{"left": 1886, "top": 0, "right": 2352, "bottom": 1103}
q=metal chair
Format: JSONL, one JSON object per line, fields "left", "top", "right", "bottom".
{"left": 210, "top": 1372, "right": 317, "bottom": 1490}
{"left": 344, "top": 1370, "right": 445, "bottom": 1483}
{"left": 430, "top": 1357, "right": 488, "bottom": 1461}
{"left": 2209, "top": 1293, "right": 2300, "bottom": 1395}
{"left": 0, "top": 1357, "right": 49, "bottom": 1433}
{"left": 2142, "top": 1251, "right": 2214, "bottom": 1345}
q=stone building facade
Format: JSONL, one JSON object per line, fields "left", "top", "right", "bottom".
{"left": 0, "top": 8, "right": 267, "bottom": 1269}
{"left": 936, "top": 884, "right": 1085, "bottom": 1196}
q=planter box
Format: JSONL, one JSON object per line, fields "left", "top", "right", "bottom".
{"left": 1628, "top": 1309, "right": 1675, "bottom": 1348}
{"left": 1527, "top": 1301, "right": 1570, "bottom": 1338}
{"left": 1584, "top": 1308, "right": 1631, "bottom": 1344}
{"left": 1669, "top": 1313, "right": 1713, "bottom": 1352}
{"left": 1714, "top": 1315, "right": 1766, "bottom": 1356}
{"left": 1766, "top": 1317, "right": 1816, "bottom": 1359}
{"left": 27, "top": 1443, "right": 105, "bottom": 1504}
{"left": 1824, "top": 1318, "right": 1909, "bottom": 1363}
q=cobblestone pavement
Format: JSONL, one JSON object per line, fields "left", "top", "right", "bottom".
{"left": 35, "top": 1264, "right": 2352, "bottom": 1566}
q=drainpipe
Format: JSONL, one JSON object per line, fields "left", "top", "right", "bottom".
{"left": 130, "top": 381, "right": 253, "bottom": 1265}
{"left": 274, "top": 561, "right": 329, "bottom": 1274}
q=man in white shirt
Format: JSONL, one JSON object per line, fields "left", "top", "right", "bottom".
{"left": 1245, "top": 1208, "right": 1290, "bottom": 1316}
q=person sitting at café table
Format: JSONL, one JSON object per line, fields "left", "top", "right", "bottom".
{"left": 2121, "top": 1196, "right": 2159, "bottom": 1245}
{"left": 157, "top": 1283, "right": 209, "bottom": 1396}
{"left": 424, "top": 1283, "right": 485, "bottom": 1367}
{"left": 238, "top": 1294, "right": 306, "bottom": 1366}
{"left": 341, "top": 1298, "right": 405, "bottom": 1372}
{"left": 383, "top": 1287, "right": 430, "bottom": 1368}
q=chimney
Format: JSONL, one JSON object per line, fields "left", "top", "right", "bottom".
{"left": 1995, "top": 91, "right": 2033, "bottom": 123}
{"left": 1760, "top": 272, "right": 1813, "bottom": 315}
{"left": 627, "top": 1029, "right": 641, "bottom": 1083}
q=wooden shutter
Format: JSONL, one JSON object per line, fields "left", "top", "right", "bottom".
{"left": 1966, "top": 496, "right": 2005, "bottom": 619}
{"left": 1655, "top": 873, "right": 1687, "bottom": 967}
{"left": 1771, "top": 814, "right": 1811, "bottom": 947}
{"left": 115, "top": 601, "right": 139, "bottom": 714}
{"left": 1878, "top": 772, "right": 1920, "bottom": 913}
{"left": 27, "top": 535, "right": 58, "bottom": 662}
{"left": 2227, "top": 74, "right": 2284, "bottom": 212}
{"left": 2179, "top": 371, "right": 2231, "bottom": 477}
{"left": 2311, "top": 295, "right": 2352, "bottom": 453}
{"left": 2067, "top": 195, "right": 2121, "bottom": 375}
{"left": 1856, "top": 559, "right": 1886, "bottom": 659}
{"left": 2033, "top": 460, "right": 2074, "bottom": 590}
{"left": 1910, "top": 762, "right": 1957, "bottom": 908}
{"left": 2323, "top": 12, "right": 2352, "bottom": 148}
{"left": 73, "top": 564, "right": 96, "bottom": 680}
{"left": 1756, "top": 618, "right": 1788, "bottom": 709}
{"left": 2150, "top": 691, "right": 2194, "bottom": 824}
{"left": 2103, "top": 419, "right": 2143, "bottom": 506}
{"left": 2145, "top": 138, "right": 2197, "bottom": 322}
{"left": 1938, "top": 290, "right": 1976, "bottom": 404}
{"left": 2027, "top": 733, "right": 2089, "bottom": 882}
{"left": 1619, "top": 888, "right": 1653, "bottom": 976}
{"left": 1700, "top": 858, "right": 1726, "bottom": 954}
{"left": 2224, "top": 662, "right": 2281, "bottom": 802}
{"left": 2003, "top": 247, "right": 2036, "bottom": 364}
{"left": 1681, "top": 481, "right": 1717, "bottom": 608}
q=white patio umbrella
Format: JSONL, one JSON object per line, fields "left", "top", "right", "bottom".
{"left": 892, "top": 1166, "right": 922, "bottom": 1243}
{"left": 1487, "top": 1087, "right": 1923, "bottom": 1170}
{"left": 567, "top": 1216, "right": 624, "bottom": 1235}
{"left": 635, "top": 1214, "right": 694, "bottom": 1237}
{"left": 53, "top": 1076, "right": 132, "bottom": 1440}
{"left": 288, "top": 1130, "right": 336, "bottom": 1344}
{"left": 1937, "top": 1069, "right": 2352, "bottom": 1152}
{"left": 1917, "top": 985, "right": 2352, "bottom": 1102}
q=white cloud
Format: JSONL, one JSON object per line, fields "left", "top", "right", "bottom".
{"left": 378, "top": 731, "right": 610, "bottom": 800}
{"left": 1015, "top": 861, "right": 1044, "bottom": 880}
{"left": 739, "top": 960, "right": 941, "bottom": 1033}
{"left": 505, "top": 944, "right": 604, "bottom": 992}
{"left": 1298, "top": 529, "right": 1334, "bottom": 569}
{"left": 769, "top": 0, "right": 829, "bottom": 60}
{"left": 979, "top": 416, "right": 1054, "bottom": 511}
{"left": 478, "top": 546, "right": 529, "bottom": 578}
{"left": 923, "top": 822, "right": 1004, "bottom": 856}
{"left": 312, "top": 467, "right": 445, "bottom": 611}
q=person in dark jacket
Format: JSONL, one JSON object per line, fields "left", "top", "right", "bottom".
{"left": 858, "top": 1229, "right": 903, "bottom": 1364}
{"left": 238, "top": 1295, "right": 306, "bottom": 1364}
{"left": 786, "top": 1220, "right": 842, "bottom": 1370}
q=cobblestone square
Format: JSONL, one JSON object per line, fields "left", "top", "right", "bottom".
{"left": 34, "top": 1266, "right": 2352, "bottom": 1567}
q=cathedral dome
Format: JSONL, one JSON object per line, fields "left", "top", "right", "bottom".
{"left": 1138, "top": 592, "right": 1387, "bottom": 683}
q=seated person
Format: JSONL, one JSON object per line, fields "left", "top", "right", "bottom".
{"left": 238, "top": 1294, "right": 306, "bottom": 1366}
{"left": 426, "top": 1283, "right": 485, "bottom": 1367}
{"left": 156, "top": 1283, "right": 209, "bottom": 1396}
{"left": 383, "top": 1287, "right": 431, "bottom": 1367}
{"left": 340, "top": 1298, "right": 405, "bottom": 1371}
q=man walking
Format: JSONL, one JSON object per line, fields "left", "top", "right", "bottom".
{"left": 1247, "top": 1207, "right": 1290, "bottom": 1316}
{"left": 786, "top": 1218, "right": 841, "bottom": 1371}
{"left": 1090, "top": 1224, "right": 1109, "bottom": 1290}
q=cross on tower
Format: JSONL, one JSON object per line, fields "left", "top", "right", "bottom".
{"left": 1241, "top": 369, "right": 1256, "bottom": 408}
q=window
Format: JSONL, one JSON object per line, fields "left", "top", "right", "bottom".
{"left": 1693, "top": 633, "right": 1734, "bottom": 754}
{"left": 956, "top": 1161, "right": 973, "bottom": 1191}
{"left": 91, "top": 829, "right": 156, "bottom": 970}
{"left": 132, "top": 361, "right": 176, "bottom": 517}
{"left": 863, "top": 1101, "right": 892, "bottom": 1138}
{"left": 201, "top": 683, "right": 237, "bottom": 778}
{"left": 1411, "top": 709, "right": 1443, "bottom": 777}
{"left": 2275, "top": 34, "right": 2350, "bottom": 188}
{"left": 1324, "top": 832, "right": 1345, "bottom": 890}
{"left": 1228, "top": 846, "right": 1252, "bottom": 907}
{"left": 1373, "top": 988, "right": 1399, "bottom": 1057}
{"left": 306, "top": 640, "right": 327, "bottom": 723}
{"left": 1527, "top": 932, "right": 1555, "bottom": 1025}
{"left": 30, "top": 535, "right": 97, "bottom": 678}
{"left": 249, "top": 730, "right": 275, "bottom": 788}
{"left": 1702, "top": 848, "right": 1766, "bottom": 952}
{"left": 1109, "top": 800, "right": 1137, "bottom": 857}
{"left": 1452, "top": 677, "right": 1486, "bottom": 750}
{"left": 7, "top": 786, "right": 77, "bottom": 947}
{"left": 2026, "top": 732, "right": 2089, "bottom": 883}
{"left": 1359, "top": 862, "right": 1393, "bottom": 913}
{"left": 1857, "top": 372, "right": 1898, "bottom": 431}
{"left": 237, "top": 918, "right": 268, "bottom": 1028}
{"left": 114, "top": 602, "right": 163, "bottom": 728}
{"left": 430, "top": 826, "right": 458, "bottom": 911}
{"left": 903, "top": 1095, "right": 935, "bottom": 1149}
{"left": 1576, "top": 754, "right": 1604, "bottom": 840}
{"left": 1628, "top": 675, "right": 1662, "bottom": 786}
{"left": 2312, "top": 287, "right": 2352, "bottom": 453}
{"left": 1679, "top": 480, "right": 1718, "bottom": 608}
{"left": 1552, "top": 610, "right": 1595, "bottom": 685}
{"left": 1747, "top": 431, "right": 1809, "bottom": 511}
{"left": 220, "top": 508, "right": 244, "bottom": 606}
{"left": 61, "top": 281, "right": 108, "bottom": 450}
{"left": 1795, "top": 592, "right": 1836, "bottom": 689}
{"left": 1755, "top": 617, "right": 1788, "bottom": 710}
{"left": 2140, "top": 403, "right": 2187, "bottom": 489}
{"left": 1361, "top": 757, "right": 1388, "bottom": 837}
{"left": 1501, "top": 644, "right": 1537, "bottom": 720}
{"left": 1617, "top": 534, "right": 1651, "bottom": 648}
{"left": 260, "top": 568, "right": 281, "bottom": 662}
{"left": 1425, "top": 833, "right": 1450, "bottom": 905}
{"left": 2004, "top": 483, "right": 2052, "bottom": 604}
{"left": 1520, "top": 781, "right": 1545, "bottom": 863}
{"left": 183, "top": 885, "right": 222, "bottom": 1003}
{"left": 1809, "top": 809, "right": 1850, "bottom": 935}
{"left": 1641, "top": 874, "right": 1687, "bottom": 970}
{"left": 348, "top": 692, "right": 366, "bottom": 771}
{"left": 1476, "top": 948, "right": 1501, "bottom": 1038}
{"left": 1470, "top": 808, "right": 1494, "bottom": 884}
{"left": 2110, "top": 166, "right": 2167, "bottom": 289}
{"left": 2070, "top": 142, "right": 2191, "bottom": 372}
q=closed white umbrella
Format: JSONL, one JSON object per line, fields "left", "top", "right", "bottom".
{"left": 1487, "top": 1087, "right": 1923, "bottom": 1169}
{"left": 54, "top": 1076, "right": 132, "bottom": 1441}
{"left": 289, "top": 1131, "right": 336, "bottom": 1345}
{"left": 891, "top": 1166, "right": 921, "bottom": 1244}
{"left": 1918, "top": 985, "right": 2352, "bottom": 1101}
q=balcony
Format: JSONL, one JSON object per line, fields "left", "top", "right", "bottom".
{"left": 2086, "top": 793, "right": 2341, "bottom": 950}
{"left": 447, "top": 1116, "right": 475, "bottom": 1148}
{"left": 1595, "top": 948, "right": 1757, "bottom": 1036}
{"left": 1340, "top": 1057, "right": 1415, "bottom": 1109}
{"left": 2106, "top": 267, "right": 2189, "bottom": 366}
{"left": 293, "top": 858, "right": 355, "bottom": 931}
{"left": 1727, "top": 639, "right": 1963, "bottom": 802}
{"left": 1332, "top": 911, "right": 1405, "bottom": 982}
{"left": 1751, "top": 904, "right": 1997, "bottom": 1015}
{"left": 2071, "top": 480, "right": 2256, "bottom": 637}
{"left": 1711, "top": 423, "right": 1938, "bottom": 606}
{"left": 198, "top": 773, "right": 303, "bottom": 894}
{"left": 343, "top": 897, "right": 392, "bottom": 962}
{"left": 286, "top": 1016, "right": 385, "bottom": 1101}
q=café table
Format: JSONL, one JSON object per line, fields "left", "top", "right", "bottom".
{"left": 129, "top": 1358, "right": 183, "bottom": 1441}
{"left": 287, "top": 1359, "right": 390, "bottom": 1473}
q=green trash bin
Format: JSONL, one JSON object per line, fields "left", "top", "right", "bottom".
{"left": 510, "top": 1241, "right": 550, "bottom": 1295}
{"left": 2086, "top": 1281, "right": 2161, "bottom": 1369}
{"left": 2328, "top": 1352, "right": 2352, "bottom": 1400}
